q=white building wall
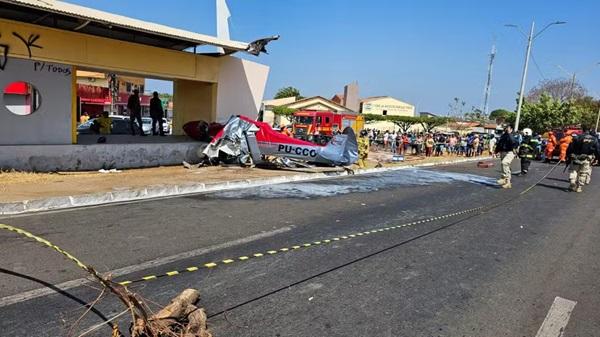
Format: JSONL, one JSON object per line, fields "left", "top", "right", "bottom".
{"left": 216, "top": 56, "right": 270, "bottom": 123}
{"left": 361, "top": 97, "right": 415, "bottom": 117}
{"left": 0, "top": 57, "right": 73, "bottom": 145}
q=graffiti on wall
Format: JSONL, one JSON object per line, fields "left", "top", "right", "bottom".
{"left": 0, "top": 31, "right": 44, "bottom": 70}
{"left": 33, "top": 61, "right": 71, "bottom": 76}
{"left": 0, "top": 43, "right": 8, "bottom": 70}
{"left": 12, "top": 32, "right": 43, "bottom": 58}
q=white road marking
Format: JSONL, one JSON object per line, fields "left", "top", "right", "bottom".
{"left": 535, "top": 296, "right": 577, "bottom": 337}
{"left": 0, "top": 226, "right": 292, "bottom": 308}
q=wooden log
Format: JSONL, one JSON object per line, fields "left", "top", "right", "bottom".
{"left": 152, "top": 289, "right": 200, "bottom": 321}
{"left": 184, "top": 304, "right": 211, "bottom": 337}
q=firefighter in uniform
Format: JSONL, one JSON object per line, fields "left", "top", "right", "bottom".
{"left": 518, "top": 128, "right": 537, "bottom": 175}
{"left": 566, "top": 128, "right": 600, "bottom": 192}
{"left": 558, "top": 131, "right": 573, "bottom": 162}
{"left": 544, "top": 131, "right": 557, "bottom": 162}
{"left": 357, "top": 129, "right": 370, "bottom": 169}
{"left": 495, "top": 125, "right": 518, "bottom": 189}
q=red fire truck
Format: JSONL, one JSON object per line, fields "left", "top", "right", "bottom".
{"left": 292, "top": 110, "right": 364, "bottom": 144}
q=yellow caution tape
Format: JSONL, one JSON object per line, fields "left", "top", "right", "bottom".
{"left": 2, "top": 207, "right": 484, "bottom": 287}
{"left": 0, "top": 223, "right": 89, "bottom": 273}
{"left": 113, "top": 206, "right": 483, "bottom": 285}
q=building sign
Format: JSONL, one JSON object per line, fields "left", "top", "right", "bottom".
{"left": 362, "top": 103, "right": 414, "bottom": 113}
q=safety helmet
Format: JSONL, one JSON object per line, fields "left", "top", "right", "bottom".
{"left": 523, "top": 128, "right": 533, "bottom": 136}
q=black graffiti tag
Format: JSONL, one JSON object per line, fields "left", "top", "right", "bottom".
{"left": 0, "top": 44, "right": 8, "bottom": 70}
{"left": 0, "top": 33, "right": 7, "bottom": 70}
{"left": 12, "top": 32, "right": 43, "bottom": 58}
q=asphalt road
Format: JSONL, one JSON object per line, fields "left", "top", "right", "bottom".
{"left": 1, "top": 160, "right": 599, "bottom": 337}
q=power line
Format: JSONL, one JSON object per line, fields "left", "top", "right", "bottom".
{"left": 530, "top": 53, "right": 546, "bottom": 80}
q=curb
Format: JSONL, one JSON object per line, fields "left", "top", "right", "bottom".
{"left": 0, "top": 157, "right": 492, "bottom": 216}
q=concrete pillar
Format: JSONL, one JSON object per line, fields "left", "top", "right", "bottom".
{"left": 172, "top": 80, "right": 217, "bottom": 135}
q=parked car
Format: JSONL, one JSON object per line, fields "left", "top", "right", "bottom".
{"left": 78, "top": 115, "right": 170, "bottom": 135}
{"left": 142, "top": 117, "right": 170, "bottom": 135}
{"left": 77, "top": 115, "right": 142, "bottom": 135}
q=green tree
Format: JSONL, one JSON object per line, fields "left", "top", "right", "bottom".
{"left": 393, "top": 116, "right": 419, "bottom": 134}
{"left": 363, "top": 114, "right": 418, "bottom": 133}
{"left": 489, "top": 109, "right": 514, "bottom": 120}
{"left": 274, "top": 87, "right": 303, "bottom": 99}
{"left": 272, "top": 106, "right": 297, "bottom": 117}
{"left": 574, "top": 96, "right": 600, "bottom": 129}
{"left": 418, "top": 116, "right": 450, "bottom": 133}
{"left": 518, "top": 93, "right": 583, "bottom": 134}
{"left": 364, "top": 114, "right": 450, "bottom": 133}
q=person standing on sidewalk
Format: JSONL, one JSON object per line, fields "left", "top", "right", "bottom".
{"left": 390, "top": 131, "right": 397, "bottom": 154}
{"left": 472, "top": 135, "right": 480, "bottom": 157}
{"left": 357, "top": 130, "right": 370, "bottom": 168}
{"left": 495, "top": 125, "right": 518, "bottom": 189}
{"left": 425, "top": 134, "right": 435, "bottom": 157}
{"left": 489, "top": 136, "right": 497, "bottom": 157}
{"left": 128, "top": 89, "right": 146, "bottom": 136}
{"left": 150, "top": 91, "right": 165, "bottom": 136}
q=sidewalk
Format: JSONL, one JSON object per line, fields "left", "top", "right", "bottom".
{"left": 0, "top": 153, "right": 492, "bottom": 215}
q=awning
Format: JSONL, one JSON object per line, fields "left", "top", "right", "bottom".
{"left": 0, "top": 0, "right": 278, "bottom": 55}
{"left": 4, "top": 81, "right": 28, "bottom": 95}
{"left": 77, "top": 84, "right": 110, "bottom": 104}
{"left": 115, "top": 93, "right": 151, "bottom": 107}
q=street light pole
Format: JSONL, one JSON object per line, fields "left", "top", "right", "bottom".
{"left": 507, "top": 20, "right": 566, "bottom": 131}
{"left": 595, "top": 105, "right": 600, "bottom": 133}
{"left": 514, "top": 21, "right": 535, "bottom": 132}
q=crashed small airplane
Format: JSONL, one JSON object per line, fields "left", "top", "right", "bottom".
{"left": 201, "top": 115, "right": 358, "bottom": 167}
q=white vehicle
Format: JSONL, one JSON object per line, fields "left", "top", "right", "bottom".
{"left": 142, "top": 117, "right": 170, "bottom": 135}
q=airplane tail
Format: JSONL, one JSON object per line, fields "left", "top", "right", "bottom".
{"left": 315, "top": 127, "right": 358, "bottom": 166}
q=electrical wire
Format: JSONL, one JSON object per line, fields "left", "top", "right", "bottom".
{"left": 207, "top": 160, "right": 559, "bottom": 318}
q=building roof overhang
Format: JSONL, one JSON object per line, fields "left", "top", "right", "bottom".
{"left": 0, "top": 0, "right": 278, "bottom": 56}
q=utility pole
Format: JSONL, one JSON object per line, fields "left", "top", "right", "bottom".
{"left": 595, "top": 105, "right": 600, "bottom": 133}
{"left": 514, "top": 21, "right": 535, "bottom": 132}
{"left": 506, "top": 20, "right": 566, "bottom": 131}
{"left": 569, "top": 73, "right": 577, "bottom": 100}
{"left": 482, "top": 43, "right": 496, "bottom": 117}
{"left": 556, "top": 63, "right": 600, "bottom": 100}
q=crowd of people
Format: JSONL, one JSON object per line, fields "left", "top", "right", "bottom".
{"left": 365, "top": 129, "right": 495, "bottom": 158}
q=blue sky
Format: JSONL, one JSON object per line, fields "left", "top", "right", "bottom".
{"left": 69, "top": 0, "right": 600, "bottom": 114}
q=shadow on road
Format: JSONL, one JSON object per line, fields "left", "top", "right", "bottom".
{"left": 536, "top": 183, "right": 569, "bottom": 192}
{"left": 0, "top": 268, "right": 113, "bottom": 329}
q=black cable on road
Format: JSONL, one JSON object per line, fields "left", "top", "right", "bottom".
{"left": 0, "top": 268, "right": 115, "bottom": 330}
{"left": 208, "top": 160, "right": 560, "bottom": 319}
{"left": 208, "top": 209, "right": 485, "bottom": 318}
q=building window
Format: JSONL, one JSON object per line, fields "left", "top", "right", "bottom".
{"left": 126, "top": 82, "right": 132, "bottom": 93}
{"left": 383, "top": 110, "right": 388, "bottom": 116}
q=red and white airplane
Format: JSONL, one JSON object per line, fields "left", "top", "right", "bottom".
{"left": 194, "top": 115, "right": 358, "bottom": 166}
